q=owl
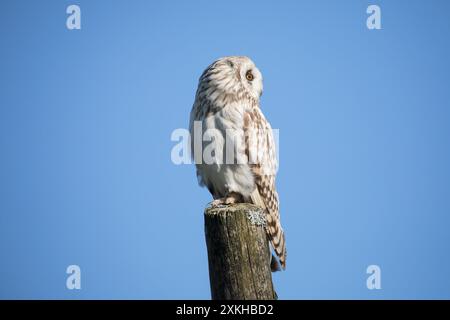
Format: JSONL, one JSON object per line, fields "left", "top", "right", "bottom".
{"left": 189, "top": 56, "right": 286, "bottom": 271}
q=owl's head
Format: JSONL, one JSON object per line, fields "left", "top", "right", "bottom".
{"left": 198, "top": 56, "right": 263, "bottom": 104}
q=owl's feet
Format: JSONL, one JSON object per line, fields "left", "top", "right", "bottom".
{"left": 209, "top": 192, "right": 244, "bottom": 208}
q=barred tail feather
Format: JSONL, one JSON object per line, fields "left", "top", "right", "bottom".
{"left": 270, "top": 222, "right": 286, "bottom": 270}
{"left": 251, "top": 189, "right": 287, "bottom": 271}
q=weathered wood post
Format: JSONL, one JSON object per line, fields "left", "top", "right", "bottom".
{"left": 204, "top": 203, "right": 277, "bottom": 300}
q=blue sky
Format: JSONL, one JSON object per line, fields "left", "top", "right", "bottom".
{"left": 1, "top": 0, "right": 450, "bottom": 299}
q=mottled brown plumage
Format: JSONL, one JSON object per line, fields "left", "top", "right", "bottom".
{"left": 190, "top": 56, "right": 286, "bottom": 270}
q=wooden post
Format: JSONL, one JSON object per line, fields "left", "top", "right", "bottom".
{"left": 204, "top": 203, "right": 277, "bottom": 300}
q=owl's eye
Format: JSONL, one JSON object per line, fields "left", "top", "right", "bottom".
{"left": 246, "top": 70, "right": 254, "bottom": 81}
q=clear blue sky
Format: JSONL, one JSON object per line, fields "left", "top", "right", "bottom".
{"left": 1, "top": 0, "right": 450, "bottom": 299}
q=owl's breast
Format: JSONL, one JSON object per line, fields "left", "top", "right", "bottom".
{"left": 194, "top": 104, "right": 255, "bottom": 199}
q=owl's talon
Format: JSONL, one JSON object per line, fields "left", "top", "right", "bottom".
{"left": 208, "top": 199, "right": 226, "bottom": 208}
{"left": 208, "top": 193, "right": 243, "bottom": 208}
{"left": 224, "top": 192, "right": 243, "bottom": 204}
{"left": 224, "top": 197, "right": 237, "bottom": 205}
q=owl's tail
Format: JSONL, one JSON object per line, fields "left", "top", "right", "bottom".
{"left": 271, "top": 253, "right": 281, "bottom": 272}
{"left": 269, "top": 221, "right": 286, "bottom": 271}
{"left": 250, "top": 189, "right": 287, "bottom": 272}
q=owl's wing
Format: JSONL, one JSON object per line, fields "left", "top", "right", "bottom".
{"left": 244, "top": 108, "right": 286, "bottom": 270}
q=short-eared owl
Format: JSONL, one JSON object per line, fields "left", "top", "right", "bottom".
{"left": 189, "top": 56, "right": 286, "bottom": 271}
